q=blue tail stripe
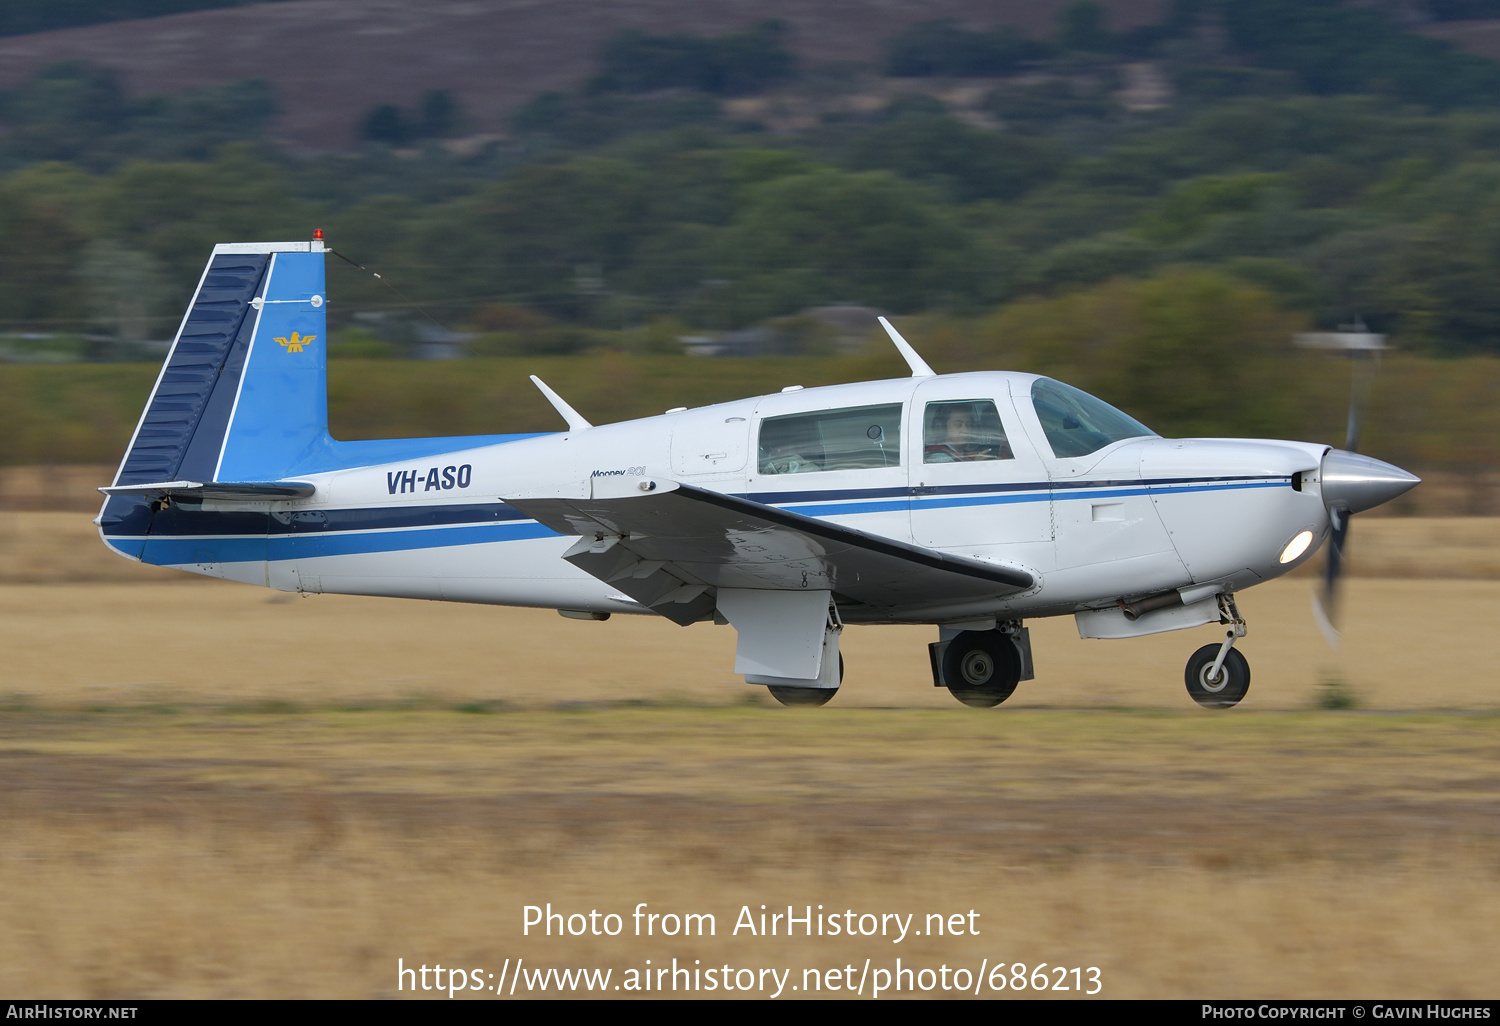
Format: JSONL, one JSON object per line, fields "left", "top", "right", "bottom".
{"left": 140, "top": 521, "right": 558, "bottom": 565}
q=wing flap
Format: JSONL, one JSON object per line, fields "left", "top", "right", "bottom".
{"left": 508, "top": 480, "right": 1033, "bottom": 621}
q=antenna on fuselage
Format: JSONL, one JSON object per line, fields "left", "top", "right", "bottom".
{"left": 529, "top": 375, "right": 593, "bottom": 432}
{"left": 878, "top": 317, "right": 936, "bottom": 377}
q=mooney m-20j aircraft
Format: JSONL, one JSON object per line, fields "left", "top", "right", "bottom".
{"left": 98, "top": 239, "right": 1420, "bottom": 708}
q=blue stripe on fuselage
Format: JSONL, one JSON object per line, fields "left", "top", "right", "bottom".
{"left": 139, "top": 520, "right": 557, "bottom": 565}
{"left": 112, "top": 475, "right": 1291, "bottom": 566}
{"left": 265, "top": 521, "right": 558, "bottom": 559}
{"left": 752, "top": 473, "right": 1285, "bottom": 505}
{"left": 779, "top": 476, "right": 1287, "bottom": 517}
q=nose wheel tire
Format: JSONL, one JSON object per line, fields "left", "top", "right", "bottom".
{"left": 768, "top": 655, "right": 843, "bottom": 707}
{"left": 942, "top": 631, "right": 1021, "bottom": 708}
{"left": 1185, "top": 644, "right": 1250, "bottom": 708}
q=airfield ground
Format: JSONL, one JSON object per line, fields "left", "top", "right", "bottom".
{"left": 0, "top": 513, "right": 1497, "bottom": 998}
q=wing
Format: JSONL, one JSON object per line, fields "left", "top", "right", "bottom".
{"left": 506, "top": 479, "right": 1033, "bottom": 625}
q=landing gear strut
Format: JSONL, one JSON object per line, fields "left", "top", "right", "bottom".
{"left": 1185, "top": 594, "right": 1250, "bottom": 708}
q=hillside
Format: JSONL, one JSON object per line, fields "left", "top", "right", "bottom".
{"left": 0, "top": 0, "right": 1167, "bottom": 151}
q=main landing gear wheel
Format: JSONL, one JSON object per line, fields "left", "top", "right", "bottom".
{"left": 1185, "top": 644, "right": 1250, "bottom": 708}
{"left": 943, "top": 631, "right": 1021, "bottom": 708}
{"left": 768, "top": 655, "right": 844, "bottom": 707}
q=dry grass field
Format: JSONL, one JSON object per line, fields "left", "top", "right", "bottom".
{"left": 0, "top": 513, "right": 1497, "bottom": 999}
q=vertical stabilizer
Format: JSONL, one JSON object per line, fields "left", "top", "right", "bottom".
{"left": 109, "top": 240, "right": 329, "bottom": 489}
{"left": 100, "top": 240, "right": 328, "bottom": 559}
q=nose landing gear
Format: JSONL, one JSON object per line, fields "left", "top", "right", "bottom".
{"left": 1185, "top": 594, "right": 1250, "bottom": 708}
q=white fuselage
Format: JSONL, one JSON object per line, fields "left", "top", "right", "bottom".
{"left": 168, "top": 371, "right": 1332, "bottom": 628}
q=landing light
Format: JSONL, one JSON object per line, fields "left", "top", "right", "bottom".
{"left": 1279, "top": 530, "right": 1314, "bottom": 564}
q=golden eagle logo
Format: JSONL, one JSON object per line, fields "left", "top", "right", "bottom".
{"left": 276, "top": 332, "right": 316, "bottom": 353}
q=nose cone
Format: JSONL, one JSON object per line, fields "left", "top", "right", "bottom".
{"left": 1320, "top": 449, "right": 1421, "bottom": 513}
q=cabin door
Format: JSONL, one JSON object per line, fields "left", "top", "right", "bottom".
{"left": 908, "top": 378, "right": 1053, "bottom": 552}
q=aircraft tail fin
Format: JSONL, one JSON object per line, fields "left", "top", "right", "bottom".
{"left": 100, "top": 240, "right": 330, "bottom": 558}
{"left": 110, "top": 240, "right": 330, "bottom": 490}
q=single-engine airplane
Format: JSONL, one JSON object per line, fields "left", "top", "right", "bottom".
{"left": 97, "top": 239, "right": 1420, "bottom": 708}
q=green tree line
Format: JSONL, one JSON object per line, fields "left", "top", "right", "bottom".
{"left": 10, "top": 93, "right": 1500, "bottom": 357}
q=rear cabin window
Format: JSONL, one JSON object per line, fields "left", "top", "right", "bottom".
{"left": 758, "top": 403, "right": 903, "bottom": 475}
{"left": 923, "top": 400, "right": 1013, "bottom": 463}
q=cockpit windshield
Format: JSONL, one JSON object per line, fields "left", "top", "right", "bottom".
{"left": 1029, "top": 378, "right": 1155, "bottom": 458}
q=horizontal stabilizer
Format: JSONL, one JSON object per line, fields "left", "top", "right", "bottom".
{"left": 506, "top": 480, "right": 1033, "bottom": 622}
{"left": 99, "top": 480, "right": 316, "bottom": 501}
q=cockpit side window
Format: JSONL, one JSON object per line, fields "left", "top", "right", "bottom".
{"left": 923, "top": 400, "right": 1013, "bottom": 463}
{"left": 1029, "top": 378, "right": 1155, "bottom": 458}
{"left": 758, "top": 403, "right": 903, "bottom": 475}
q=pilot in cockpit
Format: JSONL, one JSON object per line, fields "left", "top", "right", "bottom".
{"left": 924, "top": 401, "right": 1013, "bottom": 463}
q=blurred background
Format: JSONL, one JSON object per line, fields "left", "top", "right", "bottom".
{"left": 0, "top": 0, "right": 1496, "bottom": 499}
{"left": 2, "top": 2, "right": 1499, "bottom": 999}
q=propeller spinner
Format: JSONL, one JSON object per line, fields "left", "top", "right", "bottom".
{"left": 1313, "top": 448, "right": 1421, "bottom": 644}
